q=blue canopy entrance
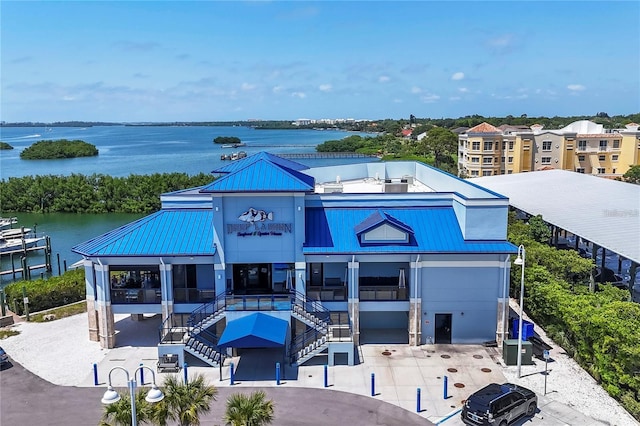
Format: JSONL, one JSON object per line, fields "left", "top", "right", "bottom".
{"left": 217, "top": 312, "right": 289, "bottom": 349}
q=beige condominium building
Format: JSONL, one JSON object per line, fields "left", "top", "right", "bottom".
{"left": 458, "top": 121, "right": 640, "bottom": 178}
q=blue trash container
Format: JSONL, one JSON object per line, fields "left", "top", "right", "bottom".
{"left": 511, "top": 318, "right": 534, "bottom": 340}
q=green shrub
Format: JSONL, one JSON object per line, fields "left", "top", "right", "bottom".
{"left": 509, "top": 213, "right": 640, "bottom": 420}
{"left": 4, "top": 269, "right": 85, "bottom": 315}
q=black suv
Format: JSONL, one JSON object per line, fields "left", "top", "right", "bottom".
{"left": 461, "top": 382, "right": 537, "bottom": 425}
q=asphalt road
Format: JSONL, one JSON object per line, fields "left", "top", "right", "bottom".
{"left": 0, "top": 358, "right": 433, "bottom": 426}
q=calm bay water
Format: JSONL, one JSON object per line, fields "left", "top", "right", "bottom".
{"left": 0, "top": 125, "right": 372, "bottom": 284}
{"left": 0, "top": 125, "right": 369, "bottom": 178}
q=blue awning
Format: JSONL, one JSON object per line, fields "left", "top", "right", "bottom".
{"left": 217, "top": 313, "right": 288, "bottom": 349}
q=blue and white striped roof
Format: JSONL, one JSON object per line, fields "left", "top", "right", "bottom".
{"left": 304, "top": 207, "right": 517, "bottom": 254}
{"left": 72, "top": 209, "right": 215, "bottom": 257}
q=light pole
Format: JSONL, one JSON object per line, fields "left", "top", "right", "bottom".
{"left": 101, "top": 366, "right": 164, "bottom": 426}
{"left": 514, "top": 244, "right": 526, "bottom": 378}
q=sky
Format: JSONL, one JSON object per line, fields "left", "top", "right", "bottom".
{"left": 1, "top": 1, "right": 639, "bottom": 122}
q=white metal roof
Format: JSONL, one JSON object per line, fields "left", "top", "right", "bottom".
{"left": 473, "top": 170, "right": 640, "bottom": 264}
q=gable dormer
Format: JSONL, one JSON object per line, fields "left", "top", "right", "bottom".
{"left": 354, "top": 210, "right": 414, "bottom": 245}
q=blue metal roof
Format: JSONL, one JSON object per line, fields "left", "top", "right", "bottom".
{"left": 353, "top": 209, "right": 414, "bottom": 235}
{"left": 212, "top": 151, "right": 309, "bottom": 174}
{"left": 200, "top": 158, "right": 314, "bottom": 193}
{"left": 217, "top": 312, "right": 288, "bottom": 349}
{"left": 304, "top": 207, "right": 517, "bottom": 254}
{"left": 72, "top": 209, "right": 216, "bottom": 257}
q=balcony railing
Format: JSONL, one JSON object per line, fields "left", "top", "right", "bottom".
{"left": 111, "top": 288, "right": 161, "bottom": 304}
{"left": 359, "top": 286, "right": 408, "bottom": 301}
{"left": 173, "top": 288, "right": 217, "bottom": 304}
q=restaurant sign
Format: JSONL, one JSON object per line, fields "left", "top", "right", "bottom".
{"left": 227, "top": 207, "right": 292, "bottom": 237}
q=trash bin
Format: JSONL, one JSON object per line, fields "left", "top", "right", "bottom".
{"left": 511, "top": 318, "right": 534, "bottom": 340}
{"left": 502, "top": 339, "right": 533, "bottom": 366}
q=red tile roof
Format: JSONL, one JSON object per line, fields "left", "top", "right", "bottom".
{"left": 467, "top": 122, "right": 501, "bottom": 133}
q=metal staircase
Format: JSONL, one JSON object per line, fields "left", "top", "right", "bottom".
{"left": 158, "top": 290, "right": 352, "bottom": 368}
{"left": 289, "top": 292, "right": 352, "bottom": 366}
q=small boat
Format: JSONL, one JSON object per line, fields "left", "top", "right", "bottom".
{"left": 221, "top": 143, "right": 247, "bottom": 148}
{"left": 0, "top": 227, "right": 32, "bottom": 240}
{"left": 0, "top": 236, "right": 46, "bottom": 255}
{"left": 0, "top": 217, "right": 18, "bottom": 230}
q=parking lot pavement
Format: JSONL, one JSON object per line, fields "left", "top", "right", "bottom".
{"left": 6, "top": 313, "right": 634, "bottom": 425}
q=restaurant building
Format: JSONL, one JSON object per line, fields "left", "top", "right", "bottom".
{"left": 73, "top": 152, "right": 516, "bottom": 367}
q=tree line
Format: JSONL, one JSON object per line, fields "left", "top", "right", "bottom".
{"left": 0, "top": 173, "right": 216, "bottom": 214}
{"left": 316, "top": 127, "right": 459, "bottom": 174}
{"left": 508, "top": 212, "right": 640, "bottom": 419}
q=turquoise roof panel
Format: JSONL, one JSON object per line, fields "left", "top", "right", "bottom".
{"left": 212, "top": 152, "right": 309, "bottom": 174}
{"left": 200, "top": 158, "right": 314, "bottom": 193}
{"left": 72, "top": 209, "right": 215, "bottom": 257}
{"left": 304, "top": 207, "right": 517, "bottom": 254}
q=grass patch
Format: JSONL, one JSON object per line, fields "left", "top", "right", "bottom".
{"left": 0, "top": 329, "right": 20, "bottom": 339}
{"left": 30, "top": 301, "right": 86, "bottom": 322}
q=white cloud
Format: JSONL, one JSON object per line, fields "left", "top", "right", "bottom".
{"left": 319, "top": 84, "right": 332, "bottom": 92}
{"left": 411, "top": 86, "right": 422, "bottom": 94}
{"left": 272, "top": 85, "right": 283, "bottom": 94}
{"left": 449, "top": 96, "right": 461, "bottom": 101}
{"left": 458, "top": 87, "right": 469, "bottom": 93}
{"left": 378, "top": 75, "right": 390, "bottom": 83}
{"left": 451, "top": 72, "right": 465, "bottom": 81}
{"left": 567, "top": 84, "right": 585, "bottom": 91}
{"left": 241, "top": 83, "right": 256, "bottom": 91}
{"left": 421, "top": 94, "right": 440, "bottom": 103}
{"left": 62, "top": 96, "right": 75, "bottom": 101}
{"left": 393, "top": 98, "right": 403, "bottom": 103}
{"left": 291, "top": 92, "right": 306, "bottom": 99}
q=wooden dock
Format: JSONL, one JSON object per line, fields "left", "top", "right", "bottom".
{"left": 276, "top": 152, "right": 379, "bottom": 159}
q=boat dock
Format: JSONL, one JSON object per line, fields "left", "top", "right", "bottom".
{"left": 276, "top": 152, "right": 379, "bottom": 159}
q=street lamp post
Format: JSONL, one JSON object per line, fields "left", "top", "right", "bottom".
{"left": 514, "top": 244, "right": 526, "bottom": 378}
{"left": 101, "top": 366, "right": 164, "bottom": 426}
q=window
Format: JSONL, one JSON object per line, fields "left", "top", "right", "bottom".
{"left": 509, "top": 141, "right": 514, "bottom": 151}
{"left": 483, "top": 157, "right": 492, "bottom": 164}
{"left": 576, "top": 168, "right": 585, "bottom": 173}
{"left": 612, "top": 155, "right": 619, "bottom": 161}
{"left": 471, "top": 170, "right": 479, "bottom": 176}
{"left": 541, "top": 157, "right": 551, "bottom": 164}
{"left": 613, "top": 140, "right": 620, "bottom": 149}
{"left": 500, "top": 170, "right": 505, "bottom": 174}
{"left": 578, "top": 155, "right": 585, "bottom": 161}
{"left": 542, "top": 141, "right": 552, "bottom": 151}
{"left": 597, "top": 168, "right": 606, "bottom": 174}
{"left": 598, "top": 155, "right": 606, "bottom": 161}
{"left": 471, "top": 157, "right": 480, "bottom": 163}
{"left": 502, "top": 142, "right": 508, "bottom": 150}
{"left": 482, "top": 170, "right": 492, "bottom": 176}
{"left": 613, "top": 168, "right": 617, "bottom": 174}
{"left": 472, "top": 141, "right": 480, "bottom": 151}
{"left": 483, "top": 141, "right": 493, "bottom": 151}
{"left": 578, "top": 140, "right": 587, "bottom": 150}
{"left": 508, "top": 156, "right": 513, "bottom": 164}
{"left": 501, "top": 157, "right": 505, "bottom": 163}
{"left": 599, "top": 140, "right": 608, "bottom": 150}
{"left": 507, "top": 170, "right": 513, "bottom": 174}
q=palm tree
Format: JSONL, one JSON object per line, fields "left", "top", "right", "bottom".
{"left": 224, "top": 390, "right": 275, "bottom": 426}
{"left": 100, "top": 389, "right": 154, "bottom": 426}
{"left": 150, "top": 373, "right": 218, "bottom": 426}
